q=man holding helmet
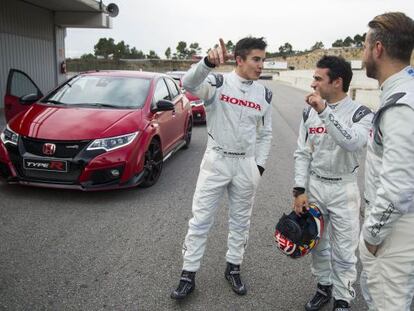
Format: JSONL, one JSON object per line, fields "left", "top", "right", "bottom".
{"left": 293, "top": 56, "right": 373, "bottom": 311}
{"left": 275, "top": 202, "right": 324, "bottom": 259}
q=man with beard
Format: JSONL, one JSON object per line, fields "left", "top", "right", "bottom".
{"left": 359, "top": 12, "right": 414, "bottom": 311}
{"left": 170, "top": 37, "right": 272, "bottom": 299}
{"left": 293, "top": 55, "right": 373, "bottom": 311}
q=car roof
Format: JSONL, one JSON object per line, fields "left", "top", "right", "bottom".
{"left": 166, "top": 71, "right": 186, "bottom": 76}
{"left": 78, "top": 70, "right": 167, "bottom": 79}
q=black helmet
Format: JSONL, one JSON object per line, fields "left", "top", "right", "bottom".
{"left": 274, "top": 203, "right": 324, "bottom": 258}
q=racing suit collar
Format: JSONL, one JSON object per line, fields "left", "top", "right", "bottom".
{"left": 230, "top": 71, "right": 254, "bottom": 85}
{"left": 229, "top": 71, "right": 253, "bottom": 93}
{"left": 380, "top": 66, "right": 414, "bottom": 107}
{"left": 327, "top": 95, "right": 350, "bottom": 110}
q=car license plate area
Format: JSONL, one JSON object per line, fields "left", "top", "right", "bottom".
{"left": 23, "top": 158, "right": 68, "bottom": 172}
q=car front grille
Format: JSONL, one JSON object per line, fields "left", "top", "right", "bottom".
{"left": 6, "top": 138, "right": 92, "bottom": 184}
{"left": 21, "top": 137, "right": 90, "bottom": 158}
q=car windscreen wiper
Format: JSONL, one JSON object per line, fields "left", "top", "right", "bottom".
{"left": 44, "top": 102, "right": 134, "bottom": 109}
{"left": 94, "top": 103, "right": 123, "bottom": 108}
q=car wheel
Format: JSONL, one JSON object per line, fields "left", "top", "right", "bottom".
{"left": 140, "top": 139, "right": 163, "bottom": 187}
{"left": 183, "top": 118, "right": 193, "bottom": 149}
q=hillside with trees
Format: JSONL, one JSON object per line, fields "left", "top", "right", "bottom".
{"left": 67, "top": 34, "right": 413, "bottom": 71}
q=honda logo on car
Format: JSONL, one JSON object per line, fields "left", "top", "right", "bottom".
{"left": 43, "top": 143, "right": 56, "bottom": 155}
{"left": 24, "top": 159, "right": 67, "bottom": 172}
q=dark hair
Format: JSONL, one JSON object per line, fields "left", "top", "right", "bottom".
{"left": 368, "top": 12, "right": 414, "bottom": 63}
{"left": 234, "top": 37, "right": 267, "bottom": 60}
{"left": 316, "top": 55, "right": 353, "bottom": 92}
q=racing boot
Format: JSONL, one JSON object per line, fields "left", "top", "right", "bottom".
{"left": 305, "top": 283, "right": 332, "bottom": 311}
{"left": 333, "top": 299, "right": 350, "bottom": 311}
{"left": 224, "top": 262, "right": 247, "bottom": 295}
{"left": 170, "top": 270, "right": 195, "bottom": 300}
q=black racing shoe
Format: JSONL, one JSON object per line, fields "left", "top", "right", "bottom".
{"left": 333, "top": 299, "right": 350, "bottom": 311}
{"left": 224, "top": 262, "right": 247, "bottom": 295}
{"left": 170, "top": 270, "right": 196, "bottom": 300}
{"left": 305, "top": 283, "right": 332, "bottom": 311}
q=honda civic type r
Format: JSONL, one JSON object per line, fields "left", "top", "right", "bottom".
{"left": 0, "top": 70, "right": 193, "bottom": 190}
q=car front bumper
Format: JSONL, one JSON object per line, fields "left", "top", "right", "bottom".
{"left": 0, "top": 136, "right": 146, "bottom": 191}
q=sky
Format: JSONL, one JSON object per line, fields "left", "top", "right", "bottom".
{"left": 65, "top": 0, "right": 414, "bottom": 58}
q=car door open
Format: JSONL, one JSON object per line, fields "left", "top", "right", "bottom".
{"left": 4, "top": 69, "right": 43, "bottom": 122}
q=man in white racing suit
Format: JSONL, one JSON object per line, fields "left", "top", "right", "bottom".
{"left": 359, "top": 12, "right": 414, "bottom": 311}
{"left": 171, "top": 37, "right": 272, "bottom": 299}
{"left": 293, "top": 56, "right": 373, "bottom": 311}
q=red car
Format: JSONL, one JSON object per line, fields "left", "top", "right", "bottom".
{"left": 184, "top": 91, "right": 206, "bottom": 124}
{"left": 166, "top": 71, "right": 206, "bottom": 124}
{"left": 0, "top": 69, "right": 193, "bottom": 190}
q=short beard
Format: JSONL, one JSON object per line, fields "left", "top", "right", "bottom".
{"left": 365, "top": 59, "right": 378, "bottom": 80}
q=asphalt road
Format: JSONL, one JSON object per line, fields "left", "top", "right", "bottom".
{"left": 0, "top": 82, "right": 412, "bottom": 311}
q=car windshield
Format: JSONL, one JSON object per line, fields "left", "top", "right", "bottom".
{"left": 42, "top": 75, "right": 151, "bottom": 109}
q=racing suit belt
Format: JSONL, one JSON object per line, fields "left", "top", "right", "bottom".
{"left": 211, "top": 146, "right": 254, "bottom": 158}
{"left": 310, "top": 170, "right": 356, "bottom": 183}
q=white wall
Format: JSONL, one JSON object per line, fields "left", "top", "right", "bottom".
{"left": 273, "top": 69, "right": 380, "bottom": 111}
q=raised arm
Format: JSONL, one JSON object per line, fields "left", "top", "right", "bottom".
{"left": 182, "top": 38, "right": 232, "bottom": 103}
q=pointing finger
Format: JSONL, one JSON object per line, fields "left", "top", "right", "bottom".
{"left": 218, "top": 46, "right": 224, "bottom": 64}
{"left": 212, "top": 48, "right": 220, "bottom": 65}
{"left": 219, "top": 38, "right": 227, "bottom": 55}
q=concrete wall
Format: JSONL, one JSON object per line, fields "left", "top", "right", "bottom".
{"left": 273, "top": 69, "right": 381, "bottom": 111}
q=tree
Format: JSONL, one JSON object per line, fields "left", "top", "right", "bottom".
{"left": 311, "top": 41, "right": 324, "bottom": 50}
{"left": 353, "top": 34, "right": 364, "bottom": 47}
{"left": 225, "top": 40, "right": 235, "bottom": 53}
{"left": 147, "top": 50, "right": 160, "bottom": 59}
{"left": 265, "top": 51, "right": 280, "bottom": 58}
{"left": 176, "top": 41, "right": 189, "bottom": 59}
{"left": 114, "top": 40, "right": 131, "bottom": 59}
{"left": 343, "top": 36, "right": 354, "bottom": 47}
{"left": 332, "top": 39, "right": 344, "bottom": 47}
{"left": 188, "top": 42, "right": 202, "bottom": 57}
{"left": 80, "top": 53, "right": 96, "bottom": 61}
{"left": 94, "top": 37, "right": 116, "bottom": 59}
{"left": 278, "top": 42, "right": 293, "bottom": 57}
{"left": 93, "top": 37, "right": 148, "bottom": 59}
{"left": 165, "top": 47, "right": 171, "bottom": 59}
{"left": 130, "top": 47, "right": 145, "bottom": 59}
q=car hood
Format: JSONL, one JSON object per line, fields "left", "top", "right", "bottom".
{"left": 9, "top": 104, "right": 143, "bottom": 140}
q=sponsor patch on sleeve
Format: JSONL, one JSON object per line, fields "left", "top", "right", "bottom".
{"left": 352, "top": 105, "right": 372, "bottom": 123}
{"left": 264, "top": 87, "right": 272, "bottom": 104}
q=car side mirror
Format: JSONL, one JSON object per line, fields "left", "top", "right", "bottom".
{"left": 152, "top": 99, "right": 175, "bottom": 112}
{"left": 19, "top": 93, "right": 41, "bottom": 104}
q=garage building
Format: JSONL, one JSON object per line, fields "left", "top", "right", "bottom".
{"left": 0, "top": 0, "right": 117, "bottom": 115}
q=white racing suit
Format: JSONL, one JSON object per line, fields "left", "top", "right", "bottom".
{"left": 180, "top": 58, "right": 272, "bottom": 272}
{"left": 294, "top": 96, "right": 373, "bottom": 302}
{"left": 359, "top": 66, "right": 414, "bottom": 311}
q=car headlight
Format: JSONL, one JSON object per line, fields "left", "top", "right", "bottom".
{"left": 191, "top": 100, "right": 204, "bottom": 107}
{"left": 87, "top": 132, "right": 139, "bottom": 152}
{"left": 1, "top": 125, "right": 19, "bottom": 145}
